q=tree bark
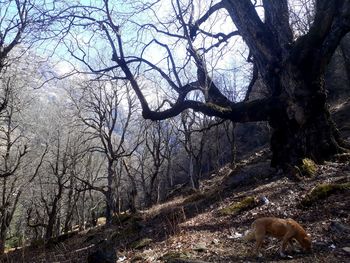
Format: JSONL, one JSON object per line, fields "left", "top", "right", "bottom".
{"left": 266, "top": 64, "right": 345, "bottom": 169}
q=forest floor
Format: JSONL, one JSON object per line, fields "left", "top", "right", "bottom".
{"left": 2, "top": 151, "right": 350, "bottom": 263}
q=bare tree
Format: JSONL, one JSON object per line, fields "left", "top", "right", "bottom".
{"left": 143, "top": 120, "right": 168, "bottom": 206}
{"left": 121, "top": 157, "right": 138, "bottom": 213}
{"left": 160, "top": 119, "right": 179, "bottom": 189}
{"left": 41, "top": 130, "right": 71, "bottom": 240}
{"left": 222, "top": 121, "right": 236, "bottom": 166}
{"left": 70, "top": 80, "right": 140, "bottom": 222}
{"left": 0, "top": 0, "right": 31, "bottom": 72}
{"left": 59, "top": 0, "right": 350, "bottom": 172}
{"left": 0, "top": 0, "right": 53, "bottom": 113}
{"left": 69, "top": 165, "right": 106, "bottom": 232}
{"left": 0, "top": 84, "right": 46, "bottom": 253}
{"left": 180, "top": 111, "right": 210, "bottom": 189}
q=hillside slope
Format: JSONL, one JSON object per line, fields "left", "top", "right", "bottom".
{"left": 2, "top": 150, "right": 349, "bottom": 263}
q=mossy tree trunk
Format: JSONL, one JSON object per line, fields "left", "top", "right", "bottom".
{"left": 267, "top": 67, "right": 344, "bottom": 168}
{"left": 222, "top": 0, "right": 349, "bottom": 169}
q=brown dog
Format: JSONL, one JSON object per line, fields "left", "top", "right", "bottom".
{"left": 244, "top": 217, "right": 312, "bottom": 257}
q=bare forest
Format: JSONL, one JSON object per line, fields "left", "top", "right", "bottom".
{"left": 0, "top": 0, "right": 349, "bottom": 262}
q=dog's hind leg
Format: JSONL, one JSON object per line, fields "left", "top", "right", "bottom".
{"left": 254, "top": 228, "right": 265, "bottom": 257}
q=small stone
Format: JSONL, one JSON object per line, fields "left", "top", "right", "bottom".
{"left": 342, "top": 247, "right": 350, "bottom": 254}
{"left": 212, "top": 239, "right": 219, "bottom": 245}
{"left": 117, "top": 256, "right": 127, "bottom": 262}
{"left": 193, "top": 242, "right": 207, "bottom": 252}
{"left": 329, "top": 244, "right": 336, "bottom": 249}
{"left": 131, "top": 238, "right": 153, "bottom": 249}
{"left": 330, "top": 221, "right": 350, "bottom": 233}
{"left": 260, "top": 196, "right": 269, "bottom": 205}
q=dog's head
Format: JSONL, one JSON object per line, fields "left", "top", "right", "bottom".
{"left": 301, "top": 234, "right": 312, "bottom": 252}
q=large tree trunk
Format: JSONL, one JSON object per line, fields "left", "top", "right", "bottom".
{"left": 267, "top": 65, "right": 345, "bottom": 169}
{"left": 218, "top": 0, "right": 349, "bottom": 168}
{"left": 269, "top": 103, "right": 341, "bottom": 167}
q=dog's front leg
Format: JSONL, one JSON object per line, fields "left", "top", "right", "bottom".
{"left": 288, "top": 239, "right": 301, "bottom": 253}
{"left": 280, "top": 235, "right": 294, "bottom": 258}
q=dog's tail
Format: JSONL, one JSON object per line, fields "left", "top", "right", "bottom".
{"left": 243, "top": 229, "right": 255, "bottom": 241}
{"left": 243, "top": 221, "right": 256, "bottom": 242}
